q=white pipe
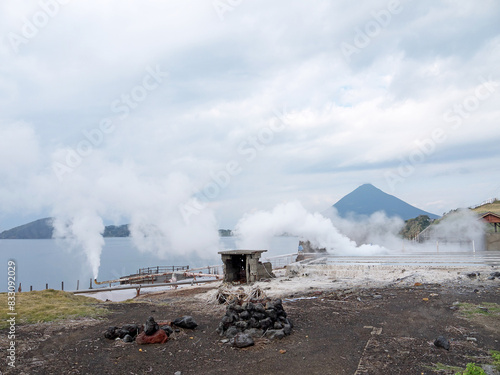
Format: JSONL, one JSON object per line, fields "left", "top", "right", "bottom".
{"left": 75, "top": 278, "right": 221, "bottom": 294}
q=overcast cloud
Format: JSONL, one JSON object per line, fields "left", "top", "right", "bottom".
{"left": 1, "top": 0, "right": 500, "bottom": 233}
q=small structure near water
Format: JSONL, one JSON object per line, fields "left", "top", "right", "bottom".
{"left": 218, "top": 250, "right": 274, "bottom": 283}
{"left": 118, "top": 265, "right": 190, "bottom": 285}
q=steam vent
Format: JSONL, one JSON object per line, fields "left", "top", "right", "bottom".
{"left": 218, "top": 250, "right": 274, "bottom": 283}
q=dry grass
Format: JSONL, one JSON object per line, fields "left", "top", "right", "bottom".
{"left": 457, "top": 302, "right": 500, "bottom": 335}
{"left": 457, "top": 302, "right": 500, "bottom": 317}
{"left": 472, "top": 201, "right": 500, "bottom": 215}
{"left": 0, "top": 289, "right": 108, "bottom": 329}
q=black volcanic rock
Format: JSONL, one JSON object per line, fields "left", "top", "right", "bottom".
{"left": 144, "top": 317, "right": 159, "bottom": 336}
{"left": 434, "top": 336, "right": 450, "bottom": 350}
{"left": 172, "top": 316, "right": 198, "bottom": 330}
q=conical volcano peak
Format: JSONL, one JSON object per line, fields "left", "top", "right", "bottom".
{"left": 333, "top": 184, "right": 439, "bottom": 221}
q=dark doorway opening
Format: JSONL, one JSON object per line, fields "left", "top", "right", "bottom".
{"left": 227, "top": 255, "right": 246, "bottom": 283}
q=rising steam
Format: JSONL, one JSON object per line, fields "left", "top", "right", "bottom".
{"left": 47, "top": 155, "right": 221, "bottom": 279}
{"left": 418, "top": 208, "right": 486, "bottom": 250}
{"left": 323, "top": 207, "right": 406, "bottom": 249}
{"left": 234, "top": 201, "right": 388, "bottom": 255}
{"left": 52, "top": 211, "right": 105, "bottom": 279}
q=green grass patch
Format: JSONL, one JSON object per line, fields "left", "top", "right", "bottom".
{"left": 491, "top": 350, "right": 500, "bottom": 371}
{"left": 0, "top": 289, "right": 108, "bottom": 328}
{"left": 457, "top": 302, "right": 500, "bottom": 317}
{"left": 426, "top": 362, "right": 463, "bottom": 373}
{"left": 454, "top": 363, "right": 486, "bottom": 375}
{"left": 452, "top": 352, "right": 500, "bottom": 375}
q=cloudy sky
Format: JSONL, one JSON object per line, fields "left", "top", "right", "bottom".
{"left": 1, "top": 0, "right": 500, "bottom": 232}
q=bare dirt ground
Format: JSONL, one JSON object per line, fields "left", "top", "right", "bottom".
{"left": 2, "top": 281, "right": 500, "bottom": 375}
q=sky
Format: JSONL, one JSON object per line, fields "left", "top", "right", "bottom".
{"left": 1, "top": 0, "right": 500, "bottom": 234}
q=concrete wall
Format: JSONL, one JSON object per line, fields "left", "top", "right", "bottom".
{"left": 486, "top": 233, "right": 500, "bottom": 250}
{"left": 221, "top": 253, "right": 274, "bottom": 283}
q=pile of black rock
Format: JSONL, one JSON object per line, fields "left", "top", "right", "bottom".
{"left": 104, "top": 323, "right": 140, "bottom": 343}
{"left": 104, "top": 316, "right": 198, "bottom": 345}
{"left": 488, "top": 271, "right": 500, "bottom": 280}
{"left": 216, "top": 298, "right": 293, "bottom": 348}
{"left": 467, "top": 271, "right": 500, "bottom": 281}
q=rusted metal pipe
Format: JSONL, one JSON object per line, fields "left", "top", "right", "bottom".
{"left": 76, "top": 278, "right": 221, "bottom": 294}
{"left": 183, "top": 272, "right": 223, "bottom": 280}
{"left": 94, "top": 270, "right": 223, "bottom": 286}
{"left": 94, "top": 273, "right": 164, "bottom": 285}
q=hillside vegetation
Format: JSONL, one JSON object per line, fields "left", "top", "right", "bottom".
{"left": 400, "top": 215, "right": 432, "bottom": 239}
{"left": 471, "top": 199, "right": 500, "bottom": 215}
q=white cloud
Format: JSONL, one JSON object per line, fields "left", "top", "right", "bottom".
{"left": 0, "top": 0, "right": 499, "bottom": 240}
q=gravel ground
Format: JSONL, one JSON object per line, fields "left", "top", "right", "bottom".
{"left": 2, "top": 268, "right": 500, "bottom": 375}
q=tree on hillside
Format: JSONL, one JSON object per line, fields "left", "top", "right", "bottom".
{"left": 400, "top": 215, "right": 431, "bottom": 239}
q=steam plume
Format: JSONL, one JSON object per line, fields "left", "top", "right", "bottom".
{"left": 234, "top": 201, "right": 387, "bottom": 255}
{"left": 47, "top": 155, "right": 221, "bottom": 279}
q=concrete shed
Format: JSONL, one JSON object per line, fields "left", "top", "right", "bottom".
{"left": 218, "top": 250, "right": 274, "bottom": 283}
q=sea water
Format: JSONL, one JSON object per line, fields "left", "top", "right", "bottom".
{"left": 0, "top": 237, "right": 300, "bottom": 292}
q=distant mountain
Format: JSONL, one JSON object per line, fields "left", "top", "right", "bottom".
{"left": 0, "top": 218, "right": 130, "bottom": 239}
{"left": 332, "top": 184, "right": 440, "bottom": 221}
{"left": 0, "top": 219, "right": 234, "bottom": 239}
{"left": 103, "top": 224, "right": 130, "bottom": 237}
{"left": 0, "top": 218, "right": 54, "bottom": 239}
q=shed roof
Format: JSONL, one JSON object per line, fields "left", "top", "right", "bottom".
{"left": 479, "top": 211, "right": 500, "bottom": 223}
{"left": 218, "top": 250, "right": 267, "bottom": 255}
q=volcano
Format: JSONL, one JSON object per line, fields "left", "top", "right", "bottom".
{"left": 332, "top": 184, "right": 440, "bottom": 221}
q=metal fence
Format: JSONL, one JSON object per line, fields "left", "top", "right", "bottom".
{"left": 261, "top": 253, "right": 299, "bottom": 269}
{"left": 137, "top": 265, "right": 190, "bottom": 275}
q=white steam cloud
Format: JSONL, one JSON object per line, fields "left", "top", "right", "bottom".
{"left": 234, "top": 201, "right": 388, "bottom": 255}
{"left": 52, "top": 211, "right": 105, "bottom": 279}
{"left": 235, "top": 202, "right": 488, "bottom": 255}
{"left": 323, "top": 208, "right": 406, "bottom": 250}
{"left": 45, "top": 152, "right": 221, "bottom": 279}
{"left": 419, "top": 208, "right": 486, "bottom": 250}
